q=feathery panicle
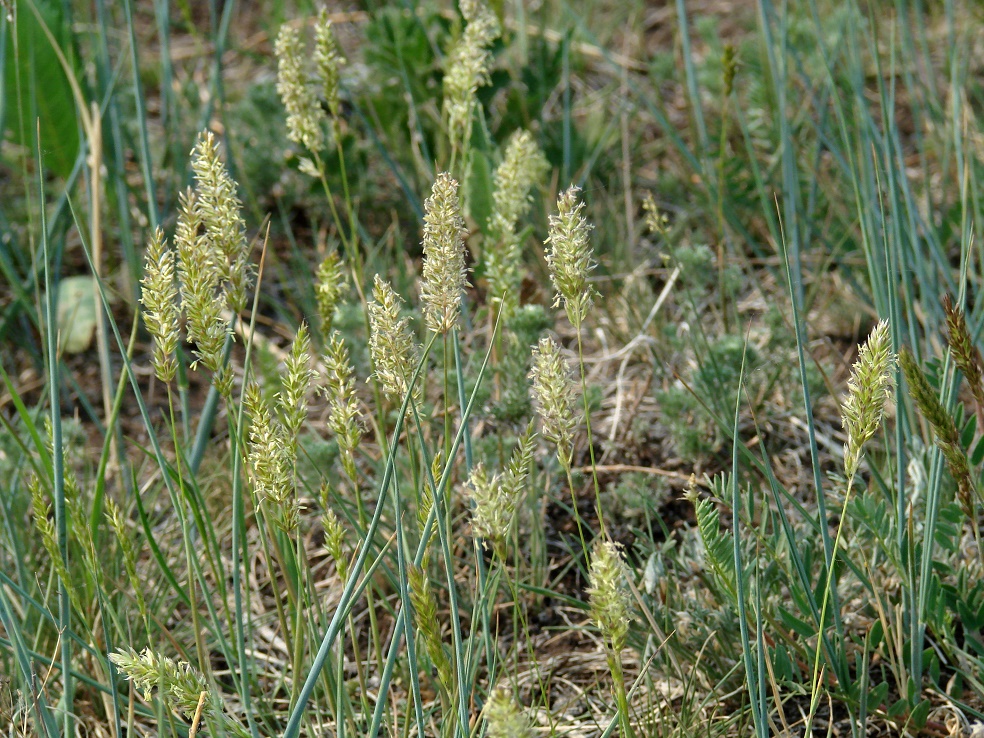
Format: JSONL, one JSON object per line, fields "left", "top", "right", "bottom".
{"left": 465, "top": 422, "right": 536, "bottom": 552}
{"left": 110, "top": 647, "right": 209, "bottom": 720}
{"left": 841, "top": 319, "right": 895, "bottom": 479}
{"left": 502, "top": 419, "right": 537, "bottom": 501}
{"left": 408, "top": 563, "right": 454, "bottom": 695}
{"left": 900, "top": 347, "right": 976, "bottom": 519}
{"left": 485, "top": 130, "right": 548, "bottom": 315}
{"left": 175, "top": 188, "right": 233, "bottom": 396}
{"left": 943, "top": 294, "right": 984, "bottom": 421}
{"left": 464, "top": 464, "right": 507, "bottom": 545}
{"left": 587, "top": 539, "right": 632, "bottom": 652}
{"left": 483, "top": 685, "right": 534, "bottom": 738}
{"left": 316, "top": 251, "right": 346, "bottom": 337}
{"left": 314, "top": 8, "right": 344, "bottom": 121}
{"left": 140, "top": 227, "right": 180, "bottom": 383}
{"left": 279, "top": 323, "right": 316, "bottom": 456}
{"left": 245, "top": 383, "right": 296, "bottom": 532}
{"left": 443, "top": 0, "right": 500, "bottom": 152}
{"left": 29, "top": 476, "right": 79, "bottom": 612}
{"left": 323, "top": 331, "right": 364, "bottom": 479}
{"left": 529, "top": 336, "right": 580, "bottom": 465}
{"left": 320, "top": 486, "right": 349, "bottom": 581}
{"left": 642, "top": 192, "right": 669, "bottom": 236}
{"left": 420, "top": 172, "right": 468, "bottom": 334}
{"left": 368, "top": 275, "right": 421, "bottom": 403}
{"left": 545, "top": 186, "right": 596, "bottom": 327}
{"left": 276, "top": 24, "right": 325, "bottom": 152}
{"left": 191, "top": 131, "right": 252, "bottom": 313}
{"left": 106, "top": 496, "right": 148, "bottom": 622}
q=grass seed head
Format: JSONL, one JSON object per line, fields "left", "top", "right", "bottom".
{"left": 314, "top": 8, "right": 344, "bottom": 121}
{"left": 191, "top": 130, "right": 252, "bottom": 313}
{"left": 316, "top": 251, "right": 346, "bottom": 337}
{"left": 530, "top": 336, "right": 580, "bottom": 465}
{"left": 276, "top": 23, "right": 325, "bottom": 152}
{"left": 483, "top": 685, "right": 534, "bottom": 738}
{"left": 841, "top": 319, "right": 895, "bottom": 478}
{"left": 140, "top": 227, "right": 180, "bottom": 383}
{"left": 109, "top": 647, "right": 209, "bottom": 720}
{"left": 545, "top": 186, "right": 596, "bottom": 327}
{"left": 323, "top": 331, "right": 364, "bottom": 479}
{"left": 443, "top": 0, "right": 500, "bottom": 152}
{"left": 420, "top": 172, "right": 468, "bottom": 334}
{"left": 368, "top": 275, "right": 421, "bottom": 403}
{"left": 587, "top": 539, "right": 632, "bottom": 652}
{"left": 486, "top": 130, "right": 549, "bottom": 316}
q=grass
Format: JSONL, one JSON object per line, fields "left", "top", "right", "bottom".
{"left": 1, "top": 0, "right": 983, "bottom": 736}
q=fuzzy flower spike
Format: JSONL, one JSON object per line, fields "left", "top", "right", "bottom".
{"left": 140, "top": 227, "right": 179, "bottom": 383}
{"left": 841, "top": 319, "right": 895, "bottom": 479}
{"left": 420, "top": 172, "right": 468, "bottom": 334}
{"left": 545, "top": 186, "right": 596, "bottom": 328}
{"left": 529, "top": 336, "right": 580, "bottom": 465}
{"left": 587, "top": 539, "right": 632, "bottom": 652}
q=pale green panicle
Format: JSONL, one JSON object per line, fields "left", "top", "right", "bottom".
{"left": 245, "top": 382, "right": 296, "bottom": 532}
{"left": 545, "top": 186, "right": 596, "bottom": 327}
{"left": 140, "top": 226, "right": 180, "bottom": 383}
{"left": 174, "top": 187, "right": 233, "bottom": 396}
{"left": 320, "top": 485, "right": 349, "bottom": 581}
{"left": 841, "top": 319, "right": 895, "bottom": 479}
{"left": 279, "top": 322, "right": 316, "bottom": 456}
{"left": 316, "top": 251, "right": 346, "bottom": 336}
{"left": 323, "top": 331, "right": 365, "bottom": 479}
{"left": 587, "top": 539, "right": 632, "bottom": 652}
{"left": 109, "top": 647, "right": 209, "bottom": 720}
{"left": 485, "top": 130, "right": 549, "bottom": 316}
{"left": 443, "top": 0, "right": 500, "bottom": 151}
{"left": 314, "top": 7, "right": 344, "bottom": 122}
{"left": 191, "top": 130, "right": 253, "bottom": 314}
{"left": 367, "top": 275, "right": 421, "bottom": 403}
{"left": 483, "top": 685, "right": 534, "bottom": 738}
{"left": 420, "top": 172, "right": 469, "bottom": 334}
{"left": 275, "top": 23, "right": 325, "bottom": 152}
{"left": 530, "top": 336, "right": 580, "bottom": 465}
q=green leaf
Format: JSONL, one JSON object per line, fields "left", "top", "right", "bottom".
{"left": 4, "top": 0, "right": 80, "bottom": 178}
{"left": 908, "top": 699, "right": 931, "bottom": 730}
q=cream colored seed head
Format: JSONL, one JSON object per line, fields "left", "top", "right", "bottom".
{"left": 545, "top": 185, "right": 596, "bottom": 327}
{"left": 420, "top": 172, "right": 468, "bottom": 334}
{"left": 587, "top": 539, "right": 632, "bottom": 652}
{"left": 529, "top": 336, "right": 580, "bottom": 465}
{"left": 483, "top": 685, "right": 534, "bottom": 738}
{"left": 841, "top": 319, "right": 895, "bottom": 478}
{"left": 110, "top": 648, "right": 210, "bottom": 720}
{"left": 140, "top": 226, "right": 179, "bottom": 383}
{"left": 368, "top": 275, "right": 421, "bottom": 403}
{"left": 443, "top": 0, "right": 500, "bottom": 151}
{"left": 323, "top": 331, "right": 364, "bottom": 479}
{"left": 276, "top": 24, "right": 325, "bottom": 152}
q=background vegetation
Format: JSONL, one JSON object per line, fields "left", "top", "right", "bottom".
{"left": 1, "top": 0, "right": 983, "bottom": 736}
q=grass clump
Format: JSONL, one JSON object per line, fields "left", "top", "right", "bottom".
{"left": 2, "top": 0, "right": 984, "bottom": 737}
